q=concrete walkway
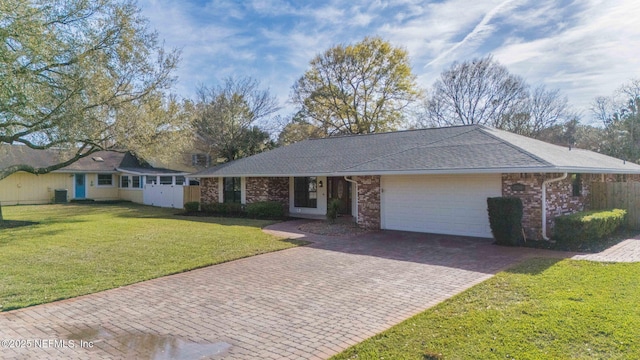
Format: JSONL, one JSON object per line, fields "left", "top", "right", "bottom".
{"left": 0, "top": 221, "right": 637, "bottom": 359}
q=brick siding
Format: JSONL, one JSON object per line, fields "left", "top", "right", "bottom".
{"left": 502, "top": 173, "right": 606, "bottom": 240}
{"left": 201, "top": 177, "right": 219, "bottom": 204}
{"left": 355, "top": 175, "right": 381, "bottom": 230}
{"left": 245, "top": 177, "right": 289, "bottom": 208}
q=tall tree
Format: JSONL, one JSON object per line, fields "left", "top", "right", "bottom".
{"left": 193, "top": 77, "right": 279, "bottom": 162}
{"left": 509, "top": 86, "right": 575, "bottom": 138}
{"left": 421, "top": 55, "right": 574, "bottom": 137}
{"left": 0, "top": 0, "right": 183, "bottom": 220}
{"left": 423, "top": 55, "right": 528, "bottom": 128}
{"left": 277, "top": 112, "right": 326, "bottom": 146}
{"left": 592, "top": 79, "right": 640, "bottom": 162}
{"left": 291, "top": 36, "right": 421, "bottom": 135}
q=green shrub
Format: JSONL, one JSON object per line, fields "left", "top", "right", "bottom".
{"left": 327, "top": 199, "right": 342, "bottom": 222}
{"left": 554, "top": 209, "right": 626, "bottom": 248}
{"left": 225, "top": 203, "right": 244, "bottom": 215}
{"left": 487, "top": 197, "right": 524, "bottom": 246}
{"left": 201, "top": 203, "right": 219, "bottom": 213}
{"left": 246, "top": 201, "right": 284, "bottom": 219}
{"left": 184, "top": 202, "right": 200, "bottom": 212}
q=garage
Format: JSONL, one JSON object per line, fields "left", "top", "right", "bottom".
{"left": 380, "top": 174, "right": 502, "bottom": 238}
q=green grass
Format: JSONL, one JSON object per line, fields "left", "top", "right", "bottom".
{"left": 333, "top": 258, "right": 640, "bottom": 360}
{"left": 0, "top": 203, "right": 302, "bottom": 311}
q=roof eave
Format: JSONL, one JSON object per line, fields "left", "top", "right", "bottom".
{"left": 53, "top": 169, "right": 119, "bottom": 174}
{"left": 116, "top": 168, "right": 190, "bottom": 176}
{"left": 190, "top": 166, "right": 640, "bottom": 178}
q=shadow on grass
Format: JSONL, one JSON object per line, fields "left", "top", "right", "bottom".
{"left": 502, "top": 257, "right": 564, "bottom": 276}
{"left": 521, "top": 228, "right": 640, "bottom": 253}
{"left": 0, "top": 220, "right": 38, "bottom": 230}
{"left": 279, "top": 238, "right": 312, "bottom": 247}
{"left": 106, "top": 205, "right": 289, "bottom": 229}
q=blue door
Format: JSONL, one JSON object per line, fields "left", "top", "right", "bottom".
{"left": 75, "top": 174, "right": 86, "bottom": 199}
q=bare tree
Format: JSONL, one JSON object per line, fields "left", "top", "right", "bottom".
{"left": 422, "top": 55, "right": 529, "bottom": 128}
{"left": 506, "top": 86, "right": 576, "bottom": 137}
{"left": 420, "top": 55, "right": 575, "bottom": 139}
{"left": 592, "top": 79, "right": 640, "bottom": 162}
{"left": 194, "top": 77, "right": 280, "bottom": 162}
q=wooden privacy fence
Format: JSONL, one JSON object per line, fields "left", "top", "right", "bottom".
{"left": 183, "top": 186, "right": 201, "bottom": 205}
{"left": 590, "top": 181, "right": 640, "bottom": 230}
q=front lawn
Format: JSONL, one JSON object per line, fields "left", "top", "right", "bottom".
{"left": 333, "top": 258, "right": 640, "bottom": 359}
{"left": 0, "top": 203, "right": 300, "bottom": 311}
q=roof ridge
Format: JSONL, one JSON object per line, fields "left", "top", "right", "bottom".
{"left": 303, "top": 124, "right": 479, "bottom": 141}
{"left": 338, "top": 126, "right": 481, "bottom": 172}
{"left": 477, "top": 126, "right": 554, "bottom": 167}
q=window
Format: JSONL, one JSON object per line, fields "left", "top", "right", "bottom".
{"left": 132, "top": 176, "right": 141, "bottom": 188}
{"left": 121, "top": 175, "right": 142, "bottom": 188}
{"left": 97, "top": 174, "right": 113, "bottom": 186}
{"left": 572, "top": 174, "right": 582, "bottom": 196}
{"left": 146, "top": 175, "right": 157, "bottom": 185}
{"left": 223, "top": 177, "right": 242, "bottom": 203}
{"left": 192, "top": 154, "right": 211, "bottom": 167}
{"left": 120, "top": 175, "right": 129, "bottom": 188}
{"left": 160, "top": 176, "right": 173, "bottom": 185}
{"left": 294, "top": 177, "right": 317, "bottom": 208}
{"left": 175, "top": 176, "right": 185, "bottom": 185}
{"left": 189, "top": 179, "right": 200, "bottom": 186}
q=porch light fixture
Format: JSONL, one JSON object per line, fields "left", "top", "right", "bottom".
{"left": 318, "top": 180, "right": 323, "bottom": 188}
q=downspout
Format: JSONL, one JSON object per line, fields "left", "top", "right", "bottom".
{"left": 344, "top": 176, "right": 358, "bottom": 223}
{"left": 541, "top": 173, "right": 568, "bottom": 240}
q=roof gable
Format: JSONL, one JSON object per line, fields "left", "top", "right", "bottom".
{"left": 0, "top": 146, "right": 185, "bottom": 174}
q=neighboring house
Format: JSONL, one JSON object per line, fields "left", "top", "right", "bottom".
{"left": 192, "top": 124, "right": 640, "bottom": 240}
{"left": 0, "top": 146, "right": 189, "bottom": 208}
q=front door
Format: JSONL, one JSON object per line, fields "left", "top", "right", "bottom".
{"left": 327, "top": 177, "right": 351, "bottom": 215}
{"left": 74, "top": 174, "right": 86, "bottom": 199}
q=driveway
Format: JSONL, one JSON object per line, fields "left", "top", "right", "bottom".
{"left": 0, "top": 221, "right": 574, "bottom": 359}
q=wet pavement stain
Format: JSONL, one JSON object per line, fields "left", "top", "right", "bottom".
{"left": 66, "top": 325, "right": 232, "bottom": 359}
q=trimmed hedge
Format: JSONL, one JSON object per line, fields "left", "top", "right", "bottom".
{"left": 246, "top": 201, "right": 284, "bottom": 219}
{"left": 201, "top": 203, "right": 219, "bottom": 214}
{"left": 553, "top": 209, "right": 627, "bottom": 248}
{"left": 200, "top": 201, "right": 285, "bottom": 219}
{"left": 487, "top": 197, "right": 524, "bottom": 246}
{"left": 184, "top": 201, "right": 200, "bottom": 212}
{"left": 201, "top": 202, "right": 244, "bottom": 216}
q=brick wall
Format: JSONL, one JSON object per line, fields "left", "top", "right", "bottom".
{"left": 200, "top": 177, "right": 219, "bottom": 204}
{"left": 355, "top": 175, "right": 381, "bottom": 230}
{"left": 502, "top": 173, "right": 601, "bottom": 240}
{"left": 245, "top": 177, "right": 289, "bottom": 207}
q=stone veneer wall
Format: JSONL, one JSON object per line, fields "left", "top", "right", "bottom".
{"left": 245, "top": 177, "right": 289, "bottom": 207}
{"left": 502, "top": 173, "right": 606, "bottom": 240}
{"left": 355, "top": 175, "right": 381, "bottom": 230}
{"left": 200, "top": 177, "right": 219, "bottom": 204}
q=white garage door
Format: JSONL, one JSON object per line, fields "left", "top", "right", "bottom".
{"left": 381, "top": 174, "right": 502, "bottom": 238}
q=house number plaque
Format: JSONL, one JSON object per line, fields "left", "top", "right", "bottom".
{"left": 511, "top": 183, "right": 526, "bottom": 192}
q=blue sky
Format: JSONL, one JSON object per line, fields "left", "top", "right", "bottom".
{"left": 139, "top": 0, "right": 640, "bottom": 125}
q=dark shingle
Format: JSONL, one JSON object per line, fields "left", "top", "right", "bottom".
{"left": 191, "top": 124, "right": 640, "bottom": 177}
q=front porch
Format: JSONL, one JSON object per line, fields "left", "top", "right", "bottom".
{"left": 199, "top": 175, "right": 374, "bottom": 227}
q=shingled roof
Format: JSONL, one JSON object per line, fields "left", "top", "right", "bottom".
{"left": 192, "top": 124, "right": 640, "bottom": 177}
{"left": 0, "top": 146, "right": 185, "bottom": 174}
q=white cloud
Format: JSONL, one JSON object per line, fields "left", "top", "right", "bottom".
{"left": 493, "top": 0, "right": 640, "bottom": 111}
{"left": 138, "top": 0, "right": 640, "bottom": 119}
{"left": 424, "top": 0, "right": 523, "bottom": 67}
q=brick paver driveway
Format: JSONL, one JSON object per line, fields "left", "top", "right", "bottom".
{"left": 1, "top": 220, "right": 570, "bottom": 359}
